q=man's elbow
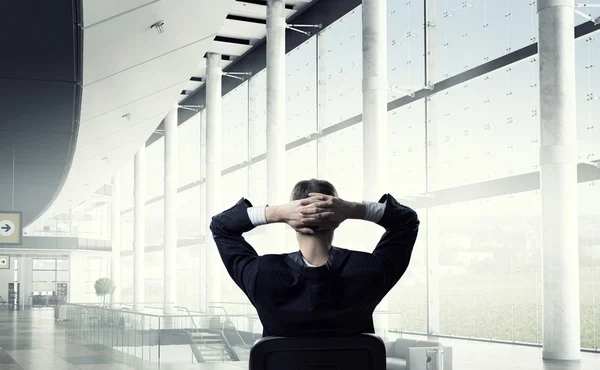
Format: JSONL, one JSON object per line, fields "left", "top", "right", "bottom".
{"left": 209, "top": 216, "right": 221, "bottom": 235}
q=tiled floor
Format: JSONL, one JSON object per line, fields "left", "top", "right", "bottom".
{"left": 0, "top": 307, "right": 598, "bottom": 370}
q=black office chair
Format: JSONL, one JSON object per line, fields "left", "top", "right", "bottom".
{"left": 249, "top": 333, "right": 386, "bottom": 370}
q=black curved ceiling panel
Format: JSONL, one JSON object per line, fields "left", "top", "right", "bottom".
{"left": 0, "top": 0, "right": 82, "bottom": 226}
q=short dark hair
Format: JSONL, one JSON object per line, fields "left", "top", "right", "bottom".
{"left": 290, "top": 179, "right": 338, "bottom": 201}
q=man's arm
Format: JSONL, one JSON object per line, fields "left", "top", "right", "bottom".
{"left": 301, "top": 193, "right": 419, "bottom": 295}
{"left": 365, "top": 194, "right": 420, "bottom": 296}
{"left": 209, "top": 198, "right": 260, "bottom": 299}
{"left": 210, "top": 197, "right": 324, "bottom": 297}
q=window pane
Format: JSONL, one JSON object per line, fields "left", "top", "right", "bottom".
{"left": 178, "top": 188, "right": 201, "bottom": 239}
{"left": 145, "top": 250, "right": 163, "bottom": 304}
{"left": 248, "top": 161, "right": 267, "bottom": 206}
{"left": 146, "top": 138, "right": 165, "bottom": 200}
{"left": 388, "top": 102, "right": 426, "bottom": 195}
{"left": 428, "top": 56, "right": 539, "bottom": 190}
{"left": 121, "top": 255, "right": 133, "bottom": 303}
{"left": 178, "top": 115, "right": 201, "bottom": 186}
{"left": 576, "top": 35, "right": 600, "bottom": 163}
{"left": 579, "top": 181, "right": 600, "bottom": 349}
{"left": 120, "top": 157, "right": 134, "bottom": 212}
{"left": 432, "top": 1, "right": 538, "bottom": 83}
{"left": 33, "top": 270, "right": 55, "bottom": 282}
{"left": 286, "top": 142, "right": 317, "bottom": 194}
{"left": 57, "top": 259, "right": 69, "bottom": 270}
{"left": 33, "top": 259, "right": 55, "bottom": 270}
{"left": 388, "top": 0, "right": 424, "bottom": 101}
{"left": 249, "top": 70, "right": 267, "bottom": 158}
{"left": 177, "top": 245, "right": 200, "bottom": 312}
{"left": 287, "top": 38, "right": 317, "bottom": 142}
{"left": 57, "top": 271, "right": 69, "bottom": 282}
{"left": 222, "top": 168, "right": 248, "bottom": 209}
{"left": 317, "top": 124, "right": 363, "bottom": 202}
{"left": 318, "top": 7, "right": 362, "bottom": 129}
{"left": 433, "top": 191, "right": 541, "bottom": 342}
{"left": 145, "top": 200, "right": 164, "bottom": 245}
{"left": 222, "top": 82, "right": 249, "bottom": 169}
{"left": 388, "top": 210, "right": 427, "bottom": 333}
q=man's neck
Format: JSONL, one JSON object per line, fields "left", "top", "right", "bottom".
{"left": 298, "top": 236, "right": 331, "bottom": 267}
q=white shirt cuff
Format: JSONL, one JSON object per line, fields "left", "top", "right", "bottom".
{"left": 363, "top": 201, "right": 386, "bottom": 223}
{"left": 247, "top": 206, "right": 268, "bottom": 226}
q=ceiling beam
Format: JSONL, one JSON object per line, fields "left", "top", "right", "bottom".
{"left": 214, "top": 35, "right": 252, "bottom": 45}
{"left": 226, "top": 14, "right": 266, "bottom": 24}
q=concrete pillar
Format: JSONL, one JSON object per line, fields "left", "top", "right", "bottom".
{"left": 266, "top": 0, "right": 287, "bottom": 253}
{"left": 206, "top": 52, "right": 223, "bottom": 310}
{"left": 111, "top": 174, "right": 121, "bottom": 307}
{"left": 362, "top": 0, "right": 389, "bottom": 332}
{"left": 133, "top": 145, "right": 146, "bottom": 312}
{"left": 19, "top": 257, "right": 32, "bottom": 309}
{"left": 362, "top": 0, "right": 388, "bottom": 201}
{"left": 537, "top": 0, "right": 581, "bottom": 361}
{"left": 164, "top": 105, "right": 178, "bottom": 316}
{"left": 425, "top": 0, "right": 440, "bottom": 335}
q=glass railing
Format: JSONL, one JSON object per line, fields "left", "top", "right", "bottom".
{"left": 64, "top": 302, "right": 406, "bottom": 366}
{"left": 64, "top": 303, "right": 261, "bottom": 366}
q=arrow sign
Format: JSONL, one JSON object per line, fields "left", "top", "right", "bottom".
{"left": 0, "top": 220, "right": 15, "bottom": 237}
{"left": 0, "top": 256, "right": 9, "bottom": 269}
{"left": 0, "top": 212, "right": 21, "bottom": 245}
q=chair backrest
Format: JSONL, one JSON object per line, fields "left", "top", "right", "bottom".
{"left": 249, "top": 333, "right": 386, "bottom": 370}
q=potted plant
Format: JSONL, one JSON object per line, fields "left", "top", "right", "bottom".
{"left": 94, "top": 278, "right": 115, "bottom": 307}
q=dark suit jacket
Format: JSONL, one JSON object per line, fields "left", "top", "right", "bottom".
{"left": 209, "top": 193, "right": 420, "bottom": 337}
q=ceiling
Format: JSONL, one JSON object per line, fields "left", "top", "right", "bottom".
{"left": 30, "top": 0, "right": 320, "bottom": 226}
{"left": 34, "top": 0, "right": 237, "bottom": 223}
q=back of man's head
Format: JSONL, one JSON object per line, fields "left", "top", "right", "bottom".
{"left": 291, "top": 179, "right": 338, "bottom": 239}
{"left": 290, "top": 179, "right": 337, "bottom": 201}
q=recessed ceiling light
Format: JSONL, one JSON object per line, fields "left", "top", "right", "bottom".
{"left": 122, "top": 113, "right": 131, "bottom": 121}
{"left": 102, "top": 157, "right": 109, "bottom": 162}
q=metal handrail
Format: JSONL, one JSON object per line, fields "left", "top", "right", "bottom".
{"left": 175, "top": 306, "right": 223, "bottom": 362}
{"left": 66, "top": 303, "right": 259, "bottom": 319}
{"left": 208, "top": 305, "right": 252, "bottom": 348}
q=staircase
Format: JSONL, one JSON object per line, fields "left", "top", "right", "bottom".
{"left": 189, "top": 329, "right": 238, "bottom": 363}
{"left": 174, "top": 306, "right": 239, "bottom": 363}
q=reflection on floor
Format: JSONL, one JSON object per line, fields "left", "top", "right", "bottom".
{"left": 0, "top": 308, "right": 597, "bottom": 370}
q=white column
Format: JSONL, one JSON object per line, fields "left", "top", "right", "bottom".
{"left": 19, "top": 257, "right": 32, "bottom": 309}
{"left": 425, "top": 0, "right": 440, "bottom": 335}
{"left": 111, "top": 174, "right": 121, "bottom": 307}
{"left": 266, "top": 0, "right": 287, "bottom": 253}
{"left": 362, "top": 0, "right": 388, "bottom": 201}
{"left": 538, "top": 0, "right": 581, "bottom": 361}
{"left": 206, "top": 52, "right": 223, "bottom": 310}
{"left": 133, "top": 145, "right": 146, "bottom": 312}
{"left": 164, "top": 105, "right": 178, "bottom": 316}
{"left": 362, "top": 0, "right": 389, "bottom": 334}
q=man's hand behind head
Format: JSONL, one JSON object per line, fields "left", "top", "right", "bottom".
{"left": 298, "top": 193, "right": 355, "bottom": 231}
{"left": 270, "top": 197, "right": 334, "bottom": 234}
